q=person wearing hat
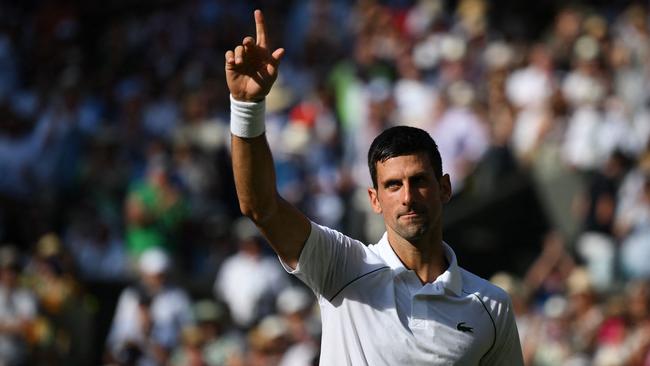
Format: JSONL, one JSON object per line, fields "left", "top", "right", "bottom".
{"left": 213, "top": 217, "right": 290, "bottom": 329}
{"left": 105, "top": 248, "right": 193, "bottom": 365}
{"left": 225, "top": 10, "right": 523, "bottom": 365}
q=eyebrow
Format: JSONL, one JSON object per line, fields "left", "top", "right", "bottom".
{"left": 381, "top": 172, "right": 430, "bottom": 187}
{"left": 409, "top": 172, "right": 429, "bottom": 181}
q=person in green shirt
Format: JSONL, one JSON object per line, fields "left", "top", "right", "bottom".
{"left": 125, "top": 157, "right": 187, "bottom": 256}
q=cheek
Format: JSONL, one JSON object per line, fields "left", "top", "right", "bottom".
{"left": 376, "top": 193, "right": 398, "bottom": 214}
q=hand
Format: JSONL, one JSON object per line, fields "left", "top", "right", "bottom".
{"left": 225, "top": 10, "right": 284, "bottom": 102}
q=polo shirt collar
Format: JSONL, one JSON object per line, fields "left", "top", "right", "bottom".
{"left": 376, "top": 232, "right": 463, "bottom": 296}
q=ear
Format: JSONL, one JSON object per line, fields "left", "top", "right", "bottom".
{"left": 368, "top": 187, "right": 382, "bottom": 214}
{"left": 439, "top": 174, "right": 452, "bottom": 203}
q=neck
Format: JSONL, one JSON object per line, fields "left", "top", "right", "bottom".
{"left": 387, "top": 230, "right": 448, "bottom": 284}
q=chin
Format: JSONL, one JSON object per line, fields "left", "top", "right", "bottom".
{"left": 396, "top": 226, "right": 428, "bottom": 242}
{"left": 404, "top": 233, "right": 426, "bottom": 243}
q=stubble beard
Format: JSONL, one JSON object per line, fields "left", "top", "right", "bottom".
{"left": 392, "top": 215, "right": 430, "bottom": 243}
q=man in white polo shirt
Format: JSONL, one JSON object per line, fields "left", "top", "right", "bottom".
{"left": 225, "top": 9, "right": 524, "bottom": 365}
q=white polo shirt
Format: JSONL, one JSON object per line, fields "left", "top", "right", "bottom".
{"left": 281, "top": 222, "right": 523, "bottom": 365}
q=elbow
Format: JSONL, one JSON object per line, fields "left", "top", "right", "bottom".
{"left": 239, "top": 205, "right": 264, "bottom": 223}
{"left": 239, "top": 199, "right": 277, "bottom": 225}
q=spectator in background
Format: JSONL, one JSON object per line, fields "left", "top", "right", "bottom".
{"left": 505, "top": 43, "right": 557, "bottom": 166}
{"left": 124, "top": 151, "right": 188, "bottom": 257}
{"left": 531, "top": 294, "right": 578, "bottom": 366}
{"left": 592, "top": 292, "right": 628, "bottom": 366}
{"left": 22, "top": 232, "right": 95, "bottom": 365}
{"left": 427, "top": 81, "right": 489, "bottom": 191}
{"left": 622, "top": 280, "right": 650, "bottom": 365}
{"left": 564, "top": 267, "right": 604, "bottom": 359}
{"left": 616, "top": 176, "right": 650, "bottom": 280}
{"left": 214, "top": 218, "right": 290, "bottom": 329}
{"left": 0, "top": 246, "right": 36, "bottom": 366}
{"left": 106, "top": 248, "right": 193, "bottom": 365}
{"left": 64, "top": 205, "right": 129, "bottom": 282}
{"left": 245, "top": 315, "right": 291, "bottom": 366}
{"left": 171, "top": 299, "right": 245, "bottom": 366}
{"left": 172, "top": 139, "right": 219, "bottom": 218}
{"left": 276, "top": 286, "right": 320, "bottom": 366}
{"left": 173, "top": 91, "right": 228, "bottom": 157}
{"left": 574, "top": 151, "right": 630, "bottom": 290}
{"left": 393, "top": 51, "right": 439, "bottom": 131}
{"left": 544, "top": 6, "right": 583, "bottom": 72}
{"left": 561, "top": 34, "right": 609, "bottom": 172}
{"left": 169, "top": 325, "right": 207, "bottom": 366}
{"left": 170, "top": 88, "right": 229, "bottom": 223}
{"left": 77, "top": 133, "right": 131, "bottom": 229}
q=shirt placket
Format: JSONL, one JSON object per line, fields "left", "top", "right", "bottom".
{"left": 407, "top": 275, "right": 446, "bottom": 333}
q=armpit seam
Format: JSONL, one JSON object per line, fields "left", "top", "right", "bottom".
{"left": 328, "top": 266, "right": 390, "bottom": 302}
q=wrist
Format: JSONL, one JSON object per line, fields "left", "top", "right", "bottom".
{"left": 230, "top": 93, "right": 265, "bottom": 103}
{"left": 230, "top": 94, "right": 265, "bottom": 138}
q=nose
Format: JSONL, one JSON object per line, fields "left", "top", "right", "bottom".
{"left": 401, "top": 181, "right": 415, "bottom": 206}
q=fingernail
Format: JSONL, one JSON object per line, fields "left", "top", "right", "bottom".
{"left": 236, "top": 57, "right": 242, "bottom": 62}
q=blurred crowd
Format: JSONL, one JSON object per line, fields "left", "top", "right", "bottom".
{"left": 0, "top": 0, "right": 649, "bottom": 365}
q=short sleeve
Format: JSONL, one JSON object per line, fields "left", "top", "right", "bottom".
{"left": 280, "top": 221, "right": 386, "bottom": 301}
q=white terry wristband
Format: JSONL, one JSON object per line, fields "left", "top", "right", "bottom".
{"left": 230, "top": 94, "right": 265, "bottom": 138}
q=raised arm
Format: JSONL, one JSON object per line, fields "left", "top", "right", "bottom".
{"left": 226, "top": 10, "right": 310, "bottom": 268}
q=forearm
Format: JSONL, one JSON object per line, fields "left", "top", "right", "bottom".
{"left": 226, "top": 10, "right": 305, "bottom": 265}
{"left": 229, "top": 98, "right": 310, "bottom": 266}
{"left": 231, "top": 133, "right": 279, "bottom": 223}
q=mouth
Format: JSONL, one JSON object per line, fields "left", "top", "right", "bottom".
{"left": 399, "top": 211, "right": 423, "bottom": 219}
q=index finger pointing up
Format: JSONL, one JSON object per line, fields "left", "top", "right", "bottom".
{"left": 254, "top": 10, "right": 267, "bottom": 47}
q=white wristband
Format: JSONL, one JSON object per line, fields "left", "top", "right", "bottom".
{"left": 230, "top": 94, "right": 265, "bottom": 138}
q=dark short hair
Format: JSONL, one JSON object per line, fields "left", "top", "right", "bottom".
{"left": 367, "top": 126, "right": 443, "bottom": 188}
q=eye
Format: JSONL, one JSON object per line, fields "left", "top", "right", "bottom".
{"left": 411, "top": 175, "right": 429, "bottom": 186}
{"left": 384, "top": 180, "right": 401, "bottom": 190}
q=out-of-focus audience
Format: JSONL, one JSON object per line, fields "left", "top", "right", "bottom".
{"left": 0, "top": 0, "right": 649, "bottom": 365}
{"left": 0, "top": 246, "right": 36, "bottom": 366}
{"left": 213, "top": 218, "right": 289, "bottom": 330}
{"left": 106, "top": 248, "right": 193, "bottom": 365}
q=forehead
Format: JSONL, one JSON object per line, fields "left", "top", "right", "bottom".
{"left": 376, "top": 153, "right": 433, "bottom": 179}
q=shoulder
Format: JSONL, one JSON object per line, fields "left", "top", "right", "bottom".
{"left": 309, "top": 222, "right": 385, "bottom": 265}
{"left": 289, "top": 222, "right": 388, "bottom": 298}
{"left": 114, "top": 286, "right": 141, "bottom": 312}
{"left": 309, "top": 222, "right": 365, "bottom": 246}
{"left": 306, "top": 222, "right": 375, "bottom": 257}
{"left": 119, "top": 285, "right": 141, "bottom": 300}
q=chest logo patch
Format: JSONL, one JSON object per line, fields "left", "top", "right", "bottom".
{"left": 456, "top": 322, "right": 473, "bottom": 333}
